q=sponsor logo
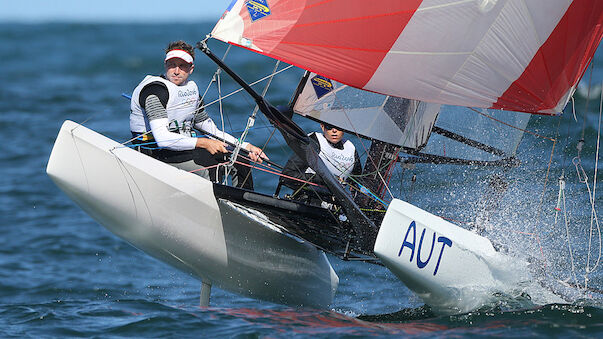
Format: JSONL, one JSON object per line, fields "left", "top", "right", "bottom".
{"left": 246, "top": 0, "right": 271, "bottom": 22}
{"left": 398, "top": 221, "right": 452, "bottom": 276}
{"left": 311, "top": 75, "right": 334, "bottom": 99}
{"left": 178, "top": 89, "right": 198, "bottom": 98}
{"left": 328, "top": 152, "right": 354, "bottom": 163}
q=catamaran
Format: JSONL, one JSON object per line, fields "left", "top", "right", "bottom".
{"left": 47, "top": 0, "right": 603, "bottom": 314}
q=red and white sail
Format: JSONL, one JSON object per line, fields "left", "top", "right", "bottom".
{"left": 212, "top": 0, "right": 602, "bottom": 115}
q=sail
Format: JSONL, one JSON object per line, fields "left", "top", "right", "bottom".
{"left": 292, "top": 73, "right": 530, "bottom": 165}
{"left": 212, "top": 0, "right": 602, "bottom": 115}
{"left": 292, "top": 73, "right": 440, "bottom": 150}
{"left": 420, "top": 105, "right": 531, "bottom": 164}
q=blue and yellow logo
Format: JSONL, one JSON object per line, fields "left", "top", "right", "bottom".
{"left": 311, "top": 75, "right": 334, "bottom": 99}
{"left": 246, "top": 0, "right": 271, "bottom": 22}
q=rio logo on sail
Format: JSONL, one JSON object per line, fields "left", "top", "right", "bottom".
{"left": 311, "top": 75, "right": 334, "bottom": 99}
{"left": 246, "top": 0, "right": 271, "bottom": 22}
{"left": 398, "top": 221, "right": 452, "bottom": 276}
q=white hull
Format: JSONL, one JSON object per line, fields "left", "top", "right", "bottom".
{"left": 47, "top": 121, "right": 338, "bottom": 308}
{"left": 376, "top": 199, "right": 526, "bottom": 314}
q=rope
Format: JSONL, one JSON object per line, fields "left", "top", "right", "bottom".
{"left": 230, "top": 159, "right": 348, "bottom": 223}
{"left": 554, "top": 174, "right": 580, "bottom": 288}
{"left": 184, "top": 149, "right": 327, "bottom": 189}
{"left": 350, "top": 182, "right": 389, "bottom": 208}
{"left": 195, "top": 46, "right": 289, "bottom": 186}
{"left": 360, "top": 208, "right": 386, "bottom": 213}
{"left": 213, "top": 154, "right": 326, "bottom": 188}
{"left": 188, "top": 161, "right": 228, "bottom": 174}
{"left": 231, "top": 151, "right": 389, "bottom": 209}
{"left": 584, "top": 82, "right": 603, "bottom": 288}
{"left": 214, "top": 59, "right": 234, "bottom": 183}
{"left": 380, "top": 152, "right": 399, "bottom": 198}
{"left": 572, "top": 96, "right": 578, "bottom": 122}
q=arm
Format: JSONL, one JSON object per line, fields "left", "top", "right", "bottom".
{"left": 281, "top": 153, "right": 314, "bottom": 190}
{"left": 195, "top": 118, "right": 249, "bottom": 149}
{"left": 194, "top": 107, "right": 268, "bottom": 162}
{"left": 280, "top": 135, "right": 324, "bottom": 189}
{"left": 281, "top": 153, "right": 310, "bottom": 181}
{"left": 141, "top": 83, "right": 197, "bottom": 151}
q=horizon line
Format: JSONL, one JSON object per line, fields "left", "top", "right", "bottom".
{"left": 0, "top": 18, "right": 220, "bottom": 24}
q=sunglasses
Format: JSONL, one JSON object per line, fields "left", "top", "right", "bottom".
{"left": 323, "top": 123, "right": 340, "bottom": 131}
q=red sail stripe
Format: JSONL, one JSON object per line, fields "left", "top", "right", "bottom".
{"left": 278, "top": 40, "right": 390, "bottom": 53}
{"left": 292, "top": 9, "right": 421, "bottom": 29}
{"left": 493, "top": 0, "right": 603, "bottom": 114}
{"left": 239, "top": 0, "right": 424, "bottom": 88}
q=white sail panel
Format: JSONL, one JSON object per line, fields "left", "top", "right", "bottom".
{"left": 366, "top": 0, "right": 572, "bottom": 112}
{"left": 293, "top": 73, "right": 440, "bottom": 149}
{"left": 422, "top": 106, "right": 531, "bottom": 163}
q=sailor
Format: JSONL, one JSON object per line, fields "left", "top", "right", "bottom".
{"left": 129, "top": 40, "right": 268, "bottom": 189}
{"left": 280, "top": 123, "right": 362, "bottom": 198}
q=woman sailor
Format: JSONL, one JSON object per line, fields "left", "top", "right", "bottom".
{"left": 129, "top": 40, "right": 268, "bottom": 189}
{"left": 280, "top": 122, "right": 362, "bottom": 199}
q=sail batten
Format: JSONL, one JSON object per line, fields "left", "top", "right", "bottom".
{"left": 213, "top": 0, "right": 602, "bottom": 115}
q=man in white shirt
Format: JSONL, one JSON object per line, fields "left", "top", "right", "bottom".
{"left": 129, "top": 40, "right": 267, "bottom": 189}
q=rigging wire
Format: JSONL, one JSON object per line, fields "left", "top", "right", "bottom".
{"left": 200, "top": 44, "right": 231, "bottom": 103}
{"left": 573, "top": 152, "right": 603, "bottom": 287}
{"left": 109, "top": 39, "right": 390, "bottom": 221}
{"left": 528, "top": 114, "right": 561, "bottom": 271}
{"left": 398, "top": 166, "right": 406, "bottom": 200}
{"left": 196, "top": 43, "right": 285, "bottom": 185}
{"left": 237, "top": 60, "right": 281, "bottom": 188}
{"left": 584, "top": 82, "right": 603, "bottom": 287}
{"left": 207, "top": 64, "right": 407, "bottom": 209}
{"left": 198, "top": 65, "right": 295, "bottom": 112}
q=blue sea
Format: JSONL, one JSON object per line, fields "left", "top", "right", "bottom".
{"left": 2, "top": 22, "right": 603, "bottom": 337}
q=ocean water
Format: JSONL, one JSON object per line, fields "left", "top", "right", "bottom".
{"left": 2, "top": 22, "right": 603, "bottom": 337}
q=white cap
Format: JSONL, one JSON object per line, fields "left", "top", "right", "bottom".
{"left": 165, "top": 49, "right": 194, "bottom": 64}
